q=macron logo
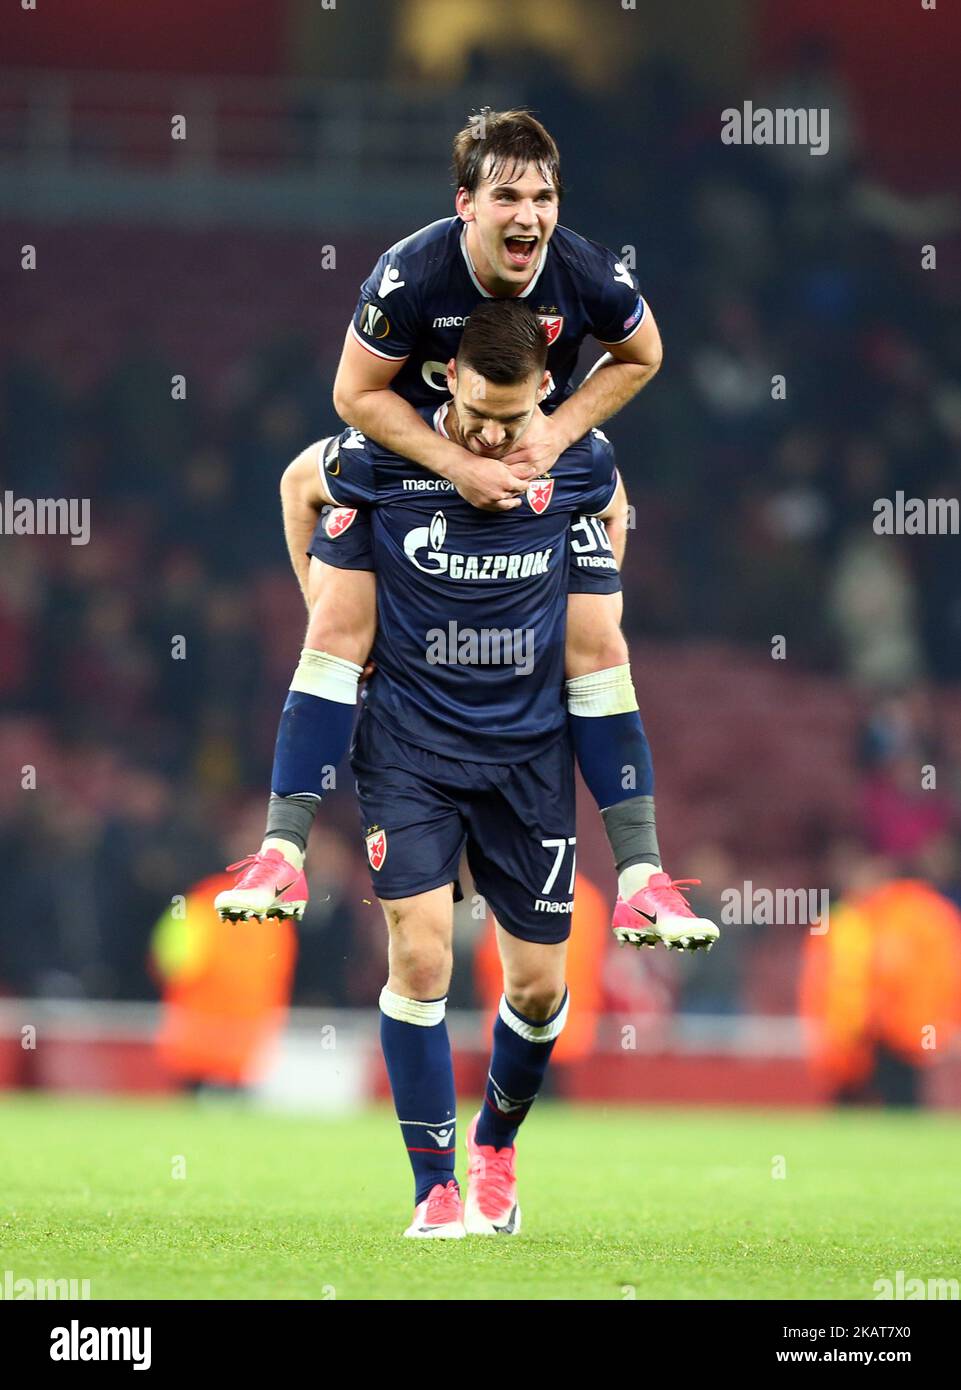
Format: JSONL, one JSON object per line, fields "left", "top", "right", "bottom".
{"left": 427, "top": 1128, "right": 453, "bottom": 1147}
{"left": 378, "top": 266, "right": 405, "bottom": 298}
{"left": 494, "top": 1094, "right": 523, "bottom": 1114}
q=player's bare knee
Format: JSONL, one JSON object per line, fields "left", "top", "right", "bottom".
{"left": 565, "top": 595, "right": 628, "bottom": 678}
{"left": 505, "top": 980, "right": 566, "bottom": 1023}
{"left": 305, "top": 561, "right": 376, "bottom": 665}
{"left": 305, "top": 605, "right": 371, "bottom": 667}
{"left": 384, "top": 910, "right": 452, "bottom": 998}
{"left": 389, "top": 944, "right": 452, "bottom": 1000}
{"left": 573, "top": 625, "right": 629, "bottom": 675}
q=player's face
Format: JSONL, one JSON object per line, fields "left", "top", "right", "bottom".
{"left": 448, "top": 364, "right": 549, "bottom": 457}
{"left": 457, "top": 160, "right": 559, "bottom": 289}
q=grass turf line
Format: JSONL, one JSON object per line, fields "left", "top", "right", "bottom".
{"left": 1, "top": 1096, "right": 959, "bottom": 1300}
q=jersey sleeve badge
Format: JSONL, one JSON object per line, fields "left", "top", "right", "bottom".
{"left": 359, "top": 304, "right": 392, "bottom": 340}
{"left": 324, "top": 507, "right": 358, "bottom": 538}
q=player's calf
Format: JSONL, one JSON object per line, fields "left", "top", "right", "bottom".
{"left": 215, "top": 647, "right": 362, "bottom": 922}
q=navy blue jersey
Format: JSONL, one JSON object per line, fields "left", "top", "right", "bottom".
{"left": 319, "top": 405, "right": 619, "bottom": 761}
{"left": 350, "top": 218, "right": 646, "bottom": 411}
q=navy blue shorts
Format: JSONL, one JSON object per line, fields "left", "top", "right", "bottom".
{"left": 351, "top": 711, "right": 578, "bottom": 944}
{"left": 309, "top": 504, "right": 621, "bottom": 595}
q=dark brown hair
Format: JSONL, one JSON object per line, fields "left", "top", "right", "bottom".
{"left": 456, "top": 300, "right": 548, "bottom": 385}
{"left": 452, "top": 107, "right": 563, "bottom": 199}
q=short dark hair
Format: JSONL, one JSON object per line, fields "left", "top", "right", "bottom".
{"left": 456, "top": 301, "right": 548, "bottom": 385}
{"left": 452, "top": 107, "right": 563, "bottom": 199}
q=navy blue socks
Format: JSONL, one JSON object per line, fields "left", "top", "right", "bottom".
{"left": 379, "top": 988, "right": 457, "bottom": 1202}
{"left": 475, "top": 990, "right": 569, "bottom": 1151}
{"left": 266, "top": 649, "right": 362, "bottom": 856}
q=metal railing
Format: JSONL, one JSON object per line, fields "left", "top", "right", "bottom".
{"left": 0, "top": 69, "right": 480, "bottom": 167}
{"left": 0, "top": 998, "right": 805, "bottom": 1056}
{"left": 0, "top": 69, "right": 505, "bottom": 227}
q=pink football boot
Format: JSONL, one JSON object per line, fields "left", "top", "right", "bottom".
{"left": 464, "top": 1113, "right": 521, "bottom": 1236}
{"left": 404, "top": 1181, "right": 466, "bottom": 1239}
{"left": 612, "top": 873, "right": 719, "bottom": 952}
{"left": 214, "top": 848, "right": 308, "bottom": 922}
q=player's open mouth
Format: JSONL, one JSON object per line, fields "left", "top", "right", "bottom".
{"left": 504, "top": 235, "right": 538, "bottom": 268}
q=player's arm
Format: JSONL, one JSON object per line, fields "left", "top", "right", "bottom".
{"left": 280, "top": 439, "right": 338, "bottom": 603}
{"left": 504, "top": 308, "right": 662, "bottom": 472}
{"left": 333, "top": 328, "right": 536, "bottom": 511}
{"left": 561, "top": 307, "right": 662, "bottom": 444}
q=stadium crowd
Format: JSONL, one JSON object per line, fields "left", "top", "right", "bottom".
{"left": 2, "top": 47, "right": 960, "bottom": 1008}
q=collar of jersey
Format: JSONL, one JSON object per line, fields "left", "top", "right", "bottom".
{"left": 433, "top": 401, "right": 452, "bottom": 437}
{"left": 459, "top": 226, "right": 548, "bottom": 299}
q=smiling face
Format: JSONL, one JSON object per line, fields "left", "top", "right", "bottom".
{"left": 445, "top": 361, "right": 548, "bottom": 458}
{"left": 456, "top": 159, "right": 560, "bottom": 294}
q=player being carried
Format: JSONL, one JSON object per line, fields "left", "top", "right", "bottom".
{"left": 217, "top": 108, "right": 718, "bottom": 949}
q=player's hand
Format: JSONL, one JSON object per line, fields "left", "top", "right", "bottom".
{"left": 446, "top": 448, "right": 536, "bottom": 512}
{"left": 501, "top": 409, "right": 569, "bottom": 476}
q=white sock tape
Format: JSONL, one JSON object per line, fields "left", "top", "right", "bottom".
{"left": 499, "top": 990, "right": 569, "bottom": 1043}
{"left": 566, "top": 664, "right": 638, "bottom": 717}
{"left": 379, "top": 987, "right": 447, "bottom": 1027}
{"left": 289, "top": 649, "right": 363, "bottom": 704}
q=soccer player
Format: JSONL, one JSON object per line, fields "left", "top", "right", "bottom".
{"left": 245, "top": 303, "right": 717, "bottom": 1236}
{"left": 219, "top": 109, "right": 714, "bottom": 949}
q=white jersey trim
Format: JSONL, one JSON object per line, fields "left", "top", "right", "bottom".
{"left": 349, "top": 319, "right": 409, "bottom": 361}
{"left": 595, "top": 297, "right": 647, "bottom": 347}
{"left": 433, "top": 401, "right": 453, "bottom": 438}
{"left": 583, "top": 467, "right": 621, "bottom": 518}
{"left": 317, "top": 435, "right": 342, "bottom": 501}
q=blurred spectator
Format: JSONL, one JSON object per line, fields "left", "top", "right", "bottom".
{"left": 2, "top": 48, "right": 961, "bottom": 1022}
{"left": 150, "top": 852, "right": 297, "bottom": 1094}
{"left": 827, "top": 527, "right": 924, "bottom": 689}
{"left": 800, "top": 846, "right": 961, "bottom": 1105}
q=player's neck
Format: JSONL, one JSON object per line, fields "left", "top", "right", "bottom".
{"left": 464, "top": 224, "right": 533, "bottom": 299}
{"left": 443, "top": 403, "right": 465, "bottom": 449}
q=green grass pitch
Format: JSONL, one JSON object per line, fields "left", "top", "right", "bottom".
{"left": 1, "top": 1095, "right": 959, "bottom": 1300}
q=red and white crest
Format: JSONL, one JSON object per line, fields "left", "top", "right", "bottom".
{"left": 325, "top": 507, "right": 357, "bottom": 538}
{"left": 538, "top": 314, "right": 564, "bottom": 346}
{"left": 365, "top": 828, "right": 387, "bottom": 871}
{"left": 527, "top": 477, "right": 555, "bottom": 515}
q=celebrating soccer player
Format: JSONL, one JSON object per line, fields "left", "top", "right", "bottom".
{"left": 217, "top": 108, "right": 720, "bottom": 951}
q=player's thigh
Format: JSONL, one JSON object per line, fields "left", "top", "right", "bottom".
{"left": 565, "top": 590, "right": 627, "bottom": 679}
{"left": 465, "top": 738, "right": 577, "bottom": 951}
{"left": 381, "top": 885, "right": 456, "bottom": 1000}
{"left": 494, "top": 921, "right": 568, "bottom": 1021}
{"left": 305, "top": 557, "right": 377, "bottom": 665}
{"left": 353, "top": 713, "right": 467, "bottom": 902}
